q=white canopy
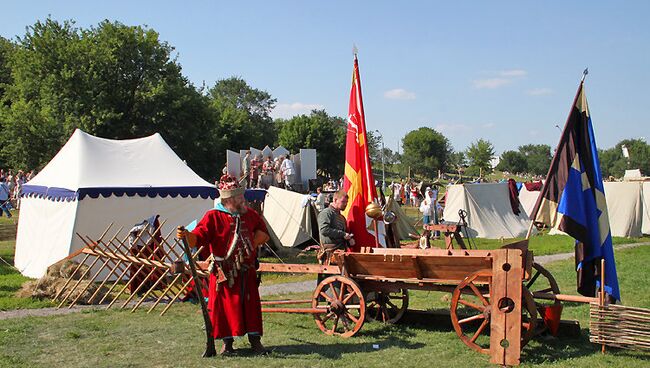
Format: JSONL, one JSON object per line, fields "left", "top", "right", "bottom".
{"left": 15, "top": 129, "right": 217, "bottom": 278}
{"left": 443, "top": 183, "right": 533, "bottom": 239}
{"left": 28, "top": 129, "right": 212, "bottom": 190}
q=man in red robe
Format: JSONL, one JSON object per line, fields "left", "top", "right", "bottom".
{"left": 178, "top": 175, "right": 269, "bottom": 355}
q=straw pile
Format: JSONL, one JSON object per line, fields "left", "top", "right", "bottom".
{"left": 16, "top": 260, "right": 107, "bottom": 304}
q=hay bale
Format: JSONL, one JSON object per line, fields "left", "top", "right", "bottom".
{"left": 16, "top": 266, "right": 108, "bottom": 304}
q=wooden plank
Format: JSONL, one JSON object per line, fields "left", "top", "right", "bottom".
{"left": 489, "top": 249, "right": 523, "bottom": 366}
{"left": 257, "top": 263, "right": 340, "bottom": 274}
{"left": 504, "top": 248, "right": 523, "bottom": 366}
{"left": 488, "top": 250, "right": 507, "bottom": 365}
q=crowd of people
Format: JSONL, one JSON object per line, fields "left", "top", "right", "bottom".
{"left": 0, "top": 168, "right": 37, "bottom": 216}
{"left": 236, "top": 151, "right": 296, "bottom": 191}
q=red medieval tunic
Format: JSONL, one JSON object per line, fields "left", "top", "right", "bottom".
{"left": 191, "top": 207, "right": 267, "bottom": 339}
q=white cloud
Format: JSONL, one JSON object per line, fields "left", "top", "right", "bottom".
{"left": 526, "top": 88, "right": 553, "bottom": 96}
{"left": 482, "top": 122, "right": 496, "bottom": 129}
{"left": 271, "top": 102, "right": 324, "bottom": 119}
{"left": 435, "top": 123, "right": 471, "bottom": 134}
{"left": 473, "top": 69, "right": 527, "bottom": 89}
{"left": 472, "top": 78, "right": 512, "bottom": 89}
{"left": 384, "top": 88, "right": 416, "bottom": 100}
{"left": 499, "top": 69, "right": 527, "bottom": 77}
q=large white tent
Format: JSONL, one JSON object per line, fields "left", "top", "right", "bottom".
{"left": 15, "top": 129, "right": 217, "bottom": 278}
{"left": 443, "top": 183, "right": 533, "bottom": 239}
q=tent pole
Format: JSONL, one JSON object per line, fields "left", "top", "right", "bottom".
{"left": 525, "top": 220, "right": 535, "bottom": 240}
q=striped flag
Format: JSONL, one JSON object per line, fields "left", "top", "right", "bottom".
{"left": 531, "top": 81, "right": 619, "bottom": 301}
{"left": 342, "top": 54, "right": 379, "bottom": 251}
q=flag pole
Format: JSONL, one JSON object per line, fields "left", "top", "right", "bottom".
{"left": 525, "top": 68, "right": 589, "bottom": 241}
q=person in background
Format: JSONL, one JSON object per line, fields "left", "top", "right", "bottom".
{"left": 419, "top": 187, "right": 435, "bottom": 225}
{"left": 410, "top": 183, "right": 419, "bottom": 207}
{"left": 241, "top": 151, "right": 251, "bottom": 188}
{"left": 260, "top": 156, "right": 274, "bottom": 189}
{"left": 0, "top": 178, "right": 12, "bottom": 218}
{"left": 280, "top": 156, "right": 295, "bottom": 190}
{"left": 404, "top": 181, "right": 411, "bottom": 206}
{"left": 250, "top": 153, "right": 262, "bottom": 188}
{"left": 314, "top": 187, "right": 325, "bottom": 211}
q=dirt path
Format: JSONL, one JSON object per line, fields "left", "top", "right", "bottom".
{"left": 2, "top": 242, "right": 647, "bottom": 321}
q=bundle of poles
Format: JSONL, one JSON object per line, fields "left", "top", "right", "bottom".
{"left": 52, "top": 221, "right": 209, "bottom": 316}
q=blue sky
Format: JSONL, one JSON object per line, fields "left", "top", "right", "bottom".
{"left": 2, "top": 1, "right": 648, "bottom": 155}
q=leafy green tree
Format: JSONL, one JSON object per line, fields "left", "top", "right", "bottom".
{"left": 0, "top": 36, "right": 13, "bottom": 105}
{"left": 447, "top": 151, "right": 467, "bottom": 171}
{"left": 466, "top": 139, "right": 495, "bottom": 176}
{"left": 401, "top": 127, "right": 452, "bottom": 177}
{"left": 497, "top": 150, "right": 528, "bottom": 174}
{"left": 208, "top": 77, "right": 277, "bottom": 153}
{"left": 518, "top": 144, "right": 551, "bottom": 176}
{"left": 276, "top": 109, "right": 346, "bottom": 176}
{"left": 599, "top": 138, "right": 650, "bottom": 178}
{"left": 0, "top": 19, "right": 216, "bottom": 178}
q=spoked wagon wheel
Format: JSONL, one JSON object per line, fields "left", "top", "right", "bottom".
{"left": 526, "top": 262, "right": 561, "bottom": 334}
{"left": 312, "top": 275, "right": 365, "bottom": 337}
{"left": 450, "top": 270, "right": 537, "bottom": 354}
{"left": 365, "top": 289, "right": 409, "bottom": 323}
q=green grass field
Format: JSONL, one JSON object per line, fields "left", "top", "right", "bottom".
{"left": 1, "top": 245, "right": 648, "bottom": 367}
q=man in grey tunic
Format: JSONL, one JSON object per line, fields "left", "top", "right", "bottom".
{"left": 317, "top": 190, "right": 355, "bottom": 251}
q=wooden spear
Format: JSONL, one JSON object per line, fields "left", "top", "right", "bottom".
{"left": 179, "top": 226, "right": 216, "bottom": 358}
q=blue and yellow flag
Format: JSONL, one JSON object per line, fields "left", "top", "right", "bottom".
{"left": 532, "top": 81, "right": 620, "bottom": 301}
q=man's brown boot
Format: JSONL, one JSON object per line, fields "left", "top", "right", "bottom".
{"left": 220, "top": 337, "right": 235, "bottom": 356}
{"left": 248, "top": 334, "right": 268, "bottom": 355}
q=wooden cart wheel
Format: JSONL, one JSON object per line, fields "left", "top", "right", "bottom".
{"left": 450, "top": 270, "right": 538, "bottom": 354}
{"left": 365, "top": 289, "right": 409, "bottom": 324}
{"left": 526, "top": 262, "right": 561, "bottom": 305}
{"left": 526, "top": 262, "right": 561, "bottom": 334}
{"left": 312, "top": 275, "right": 365, "bottom": 338}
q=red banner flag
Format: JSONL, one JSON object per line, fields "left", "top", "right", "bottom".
{"left": 342, "top": 54, "right": 379, "bottom": 251}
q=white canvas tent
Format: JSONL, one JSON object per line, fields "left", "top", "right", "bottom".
{"left": 15, "top": 129, "right": 217, "bottom": 278}
{"left": 443, "top": 183, "right": 533, "bottom": 239}
{"left": 518, "top": 183, "right": 543, "bottom": 218}
{"left": 603, "top": 182, "right": 644, "bottom": 237}
{"left": 643, "top": 182, "right": 650, "bottom": 235}
{"left": 262, "top": 186, "right": 318, "bottom": 247}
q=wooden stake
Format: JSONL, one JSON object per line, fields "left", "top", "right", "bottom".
{"left": 600, "top": 258, "right": 606, "bottom": 354}
{"left": 67, "top": 228, "right": 124, "bottom": 307}
{"left": 53, "top": 223, "right": 113, "bottom": 302}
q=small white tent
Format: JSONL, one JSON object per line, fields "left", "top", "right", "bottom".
{"left": 643, "top": 182, "right": 650, "bottom": 235}
{"left": 603, "top": 182, "right": 643, "bottom": 237}
{"left": 15, "top": 129, "right": 217, "bottom": 278}
{"left": 262, "top": 186, "right": 318, "bottom": 247}
{"left": 519, "top": 182, "right": 543, "bottom": 218}
{"left": 443, "top": 183, "right": 533, "bottom": 239}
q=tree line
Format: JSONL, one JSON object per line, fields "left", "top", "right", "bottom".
{"left": 1, "top": 19, "right": 646, "bottom": 182}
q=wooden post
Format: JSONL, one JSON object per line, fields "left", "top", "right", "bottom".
{"left": 600, "top": 258, "right": 606, "bottom": 354}
{"left": 372, "top": 219, "right": 380, "bottom": 248}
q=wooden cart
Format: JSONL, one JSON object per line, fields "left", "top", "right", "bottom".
{"left": 259, "top": 240, "right": 561, "bottom": 366}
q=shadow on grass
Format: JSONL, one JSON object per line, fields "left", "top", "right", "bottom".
{"left": 522, "top": 329, "right": 650, "bottom": 364}
{"left": 263, "top": 335, "right": 425, "bottom": 359}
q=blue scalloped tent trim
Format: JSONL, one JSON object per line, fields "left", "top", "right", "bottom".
{"left": 244, "top": 189, "right": 267, "bottom": 202}
{"left": 21, "top": 185, "right": 218, "bottom": 201}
